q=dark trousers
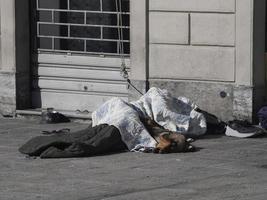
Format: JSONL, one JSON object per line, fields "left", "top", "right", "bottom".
{"left": 19, "top": 124, "right": 127, "bottom": 158}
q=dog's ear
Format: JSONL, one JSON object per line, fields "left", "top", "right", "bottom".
{"left": 155, "top": 133, "right": 171, "bottom": 153}
{"left": 160, "top": 132, "right": 170, "bottom": 140}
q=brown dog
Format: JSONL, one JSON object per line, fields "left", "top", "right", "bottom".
{"left": 140, "top": 117, "right": 195, "bottom": 153}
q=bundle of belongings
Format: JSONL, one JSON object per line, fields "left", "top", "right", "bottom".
{"left": 92, "top": 87, "right": 207, "bottom": 152}
{"left": 257, "top": 106, "right": 267, "bottom": 130}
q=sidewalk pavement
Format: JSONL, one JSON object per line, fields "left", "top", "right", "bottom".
{"left": 0, "top": 117, "right": 267, "bottom": 200}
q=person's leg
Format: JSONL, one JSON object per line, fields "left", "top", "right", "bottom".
{"left": 40, "top": 124, "right": 127, "bottom": 158}
{"left": 86, "top": 125, "right": 127, "bottom": 154}
{"left": 20, "top": 124, "right": 127, "bottom": 158}
{"left": 19, "top": 135, "right": 72, "bottom": 157}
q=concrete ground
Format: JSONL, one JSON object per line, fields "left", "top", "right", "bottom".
{"left": 0, "top": 117, "right": 267, "bottom": 200}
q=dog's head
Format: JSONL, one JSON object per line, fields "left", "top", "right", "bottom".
{"left": 154, "top": 132, "right": 195, "bottom": 153}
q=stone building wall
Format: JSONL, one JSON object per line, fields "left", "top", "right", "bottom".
{"left": 130, "top": 0, "right": 266, "bottom": 121}
{"left": 0, "top": 0, "right": 265, "bottom": 121}
{"left": 0, "top": 0, "right": 30, "bottom": 116}
{"left": 0, "top": 0, "right": 16, "bottom": 116}
{"left": 149, "top": 0, "right": 236, "bottom": 82}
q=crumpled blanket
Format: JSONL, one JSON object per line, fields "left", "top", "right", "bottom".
{"left": 92, "top": 87, "right": 207, "bottom": 151}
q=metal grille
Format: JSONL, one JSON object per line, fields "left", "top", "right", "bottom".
{"left": 36, "top": 0, "right": 130, "bottom": 56}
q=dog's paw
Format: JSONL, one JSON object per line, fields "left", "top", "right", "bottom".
{"left": 153, "top": 147, "right": 167, "bottom": 154}
{"left": 186, "top": 138, "right": 194, "bottom": 143}
{"left": 186, "top": 144, "right": 196, "bottom": 152}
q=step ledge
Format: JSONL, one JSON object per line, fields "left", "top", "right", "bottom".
{"left": 16, "top": 109, "right": 92, "bottom": 119}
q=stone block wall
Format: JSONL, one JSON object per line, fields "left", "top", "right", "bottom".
{"left": 130, "top": 0, "right": 266, "bottom": 121}
{"left": 149, "top": 0, "right": 236, "bottom": 82}
{"left": 0, "top": 0, "right": 16, "bottom": 116}
{"left": 0, "top": 0, "right": 31, "bottom": 116}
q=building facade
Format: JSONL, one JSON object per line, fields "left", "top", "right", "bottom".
{"left": 0, "top": 0, "right": 266, "bottom": 122}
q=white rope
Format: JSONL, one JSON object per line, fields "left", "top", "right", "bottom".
{"left": 115, "top": 0, "right": 143, "bottom": 95}
{"left": 115, "top": 0, "right": 128, "bottom": 79}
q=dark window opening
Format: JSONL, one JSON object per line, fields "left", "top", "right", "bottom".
{"left": 36, "top": 0, "right": 130, "bottom": 56}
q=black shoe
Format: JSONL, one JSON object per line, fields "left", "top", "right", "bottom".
{"left": 40, "top": 110, "right": 70, "bottom": 124}
{"left": 225, "top": 120, "right": 265, "bottom": 138}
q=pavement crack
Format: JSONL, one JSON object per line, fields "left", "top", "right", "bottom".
{"left": 78, "top": 183, "right": 182, "bottom": 200}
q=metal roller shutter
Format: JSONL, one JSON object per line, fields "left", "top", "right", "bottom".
{"left": 32, "top": 0, "right": 130, "bottom": 113}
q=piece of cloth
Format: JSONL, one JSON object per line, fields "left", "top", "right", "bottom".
{"left": 92, "top": 87, "right": 207, "bottom": 151}
{"left": 257, "top": 106, "right": 267, "bottom": 129}
{"left": 225, "top": 120, "right": 266, "bottom": 138}
{"left": 19, "top": 124, "right": 127, "bottom": 158}
{"left": 41, "top": 128, "right": 70, "bottom": 135}
{"left": 196, "top": 108, "right": 226, "bottom": 135}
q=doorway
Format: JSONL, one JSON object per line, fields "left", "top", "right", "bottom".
{"left": 31, "top": 0, "right": 130, "bottom": 113}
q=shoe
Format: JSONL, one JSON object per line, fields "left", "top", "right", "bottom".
{"left": 40, "top": 109, "right": 70, "bottom": 124}
{"left": 225, "top": 120, "right": 265, "bottom": 138}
